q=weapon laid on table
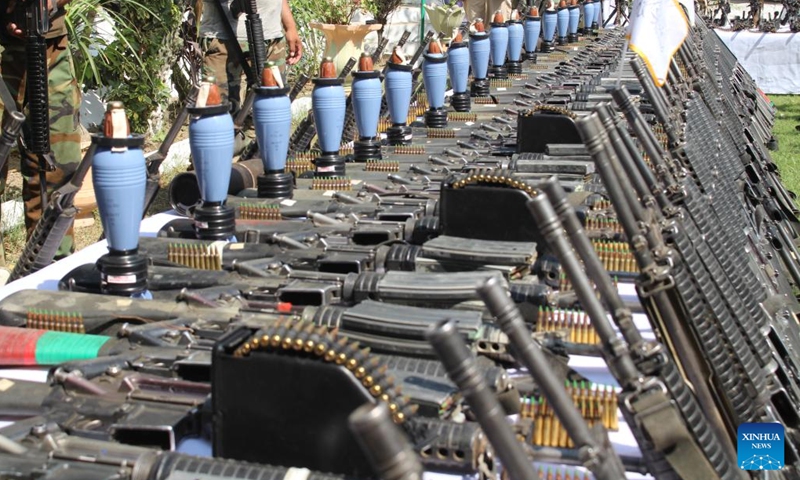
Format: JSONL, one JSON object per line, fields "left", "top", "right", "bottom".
{"left": 426, "top": 319, "right": 540, "bottom": 480}
{"left": 25, "top": 0, "right": 56, "bottom": 209}
{"left": 523, "top": 186, "right": 742, "bottom": 480}
{"left": 0, "top": 421, "right": 353, "bottom": 480}
{"left": 349, "top": 402, "right": 425, "bottom": 480}
{"left": 600, "top": 98, "right": 800, "bottom": 437}
{"left": 8, "top": 143, "right": 97, "bottom": 281}
{"left": 0, "top": 368, "right": 210, "bottom": 450}
{"left": 577, "top": 109, "right": 800, "bottom": 466}
{"left": 289, "top": 56, "right": 358, "bottom": 155}
{"left": 541, "top": 177, "right": 743, "bottom": 473}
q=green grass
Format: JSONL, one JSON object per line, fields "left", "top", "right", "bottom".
{"left": 766, "top": 95, "right": 800, "bottom": 206}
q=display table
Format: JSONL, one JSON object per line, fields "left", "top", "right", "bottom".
{"left": 715, "top": 27, "right": 800, "bottom": 94}
{"left": 0, "top": 213, "right": 178, "bottom": 302}
{"left": 0, "top": 212, "right": 651, "bottom": 479}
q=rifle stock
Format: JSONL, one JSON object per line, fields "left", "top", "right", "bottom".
{"left": 9, "top": 144, "right": 98, "bottom": 282}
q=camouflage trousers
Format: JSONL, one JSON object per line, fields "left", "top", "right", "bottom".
{"left": 200, "top": 36, "right": 286, "bottom": 115}
{"left": 0, "top": 35, "right": 82, "bottom": 263}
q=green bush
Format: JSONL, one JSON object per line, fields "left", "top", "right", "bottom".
{"left": 289, "top": 0, "right": 328, "bottom": 82}
{"left": 67, "top": 0, "right": 187, "bottom": 133}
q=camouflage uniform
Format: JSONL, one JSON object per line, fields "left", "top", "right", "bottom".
{"left": 201, "top": 36, "right": 287, "bottom": 113}
{"left": 0, "top": 11, "right": 81, "bottom": 262}
{"left": 199, "top": 0, "right": 286, "bottom": 115}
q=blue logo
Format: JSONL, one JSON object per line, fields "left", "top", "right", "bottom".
{"left": 738, "top": 423, "right": 784, "bottom": 470}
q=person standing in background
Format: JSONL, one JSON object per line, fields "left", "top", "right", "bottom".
{"left": 197, "top": 0, "right": 302, "bottom": 115}
{"left": 464, "top": 0, "right": 514, "bottom": 24}
{"left": 0, "top": 0, "right": 82, "bottom": 272}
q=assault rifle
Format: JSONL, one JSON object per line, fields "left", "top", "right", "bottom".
{"left": 577, "top": 108, "right": 800, "bottom": 469}
{"left": 534, "top": 178, "right": 745, "bottom": 480}
{"left": 0, "top": 421, "right": 356, "bottom": 480}
{"left": 9, "top": 143, "right": 98, "bottom": 282}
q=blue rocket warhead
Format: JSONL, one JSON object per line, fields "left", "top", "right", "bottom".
{"left": 447, "top": 29, "right": 471, "bottom": 112}
{"left": 189, "top": 79, "right": 234, "bottom": 204}
{"left": 524, "top": 7, "right": 541, "bottom": 60}
{"left": 488, "top": 11, "right": 509, "bottom": 79}
{"left": 93, "top": 102, "right": 149, "bottom": 298}
{"left": 254, "top": 65, "right": 294, "bottom": 198}
{"left": 542, "top": 8, "right": 558, "bottom": 52}
{"left": 188, "top": 77, "right": 237, "bottom": 240}
{"left": 423, "top": 37, "right": 449, "bottom": 128}
{"left": 505, "top": 10, "right": 524, "bottom": 75}
{"left": 567, "top": 0, "right": 580, "bottom": 42}
{"left": 583, "top": 1, "right": 596, "bottom": 34}
{"left": 556, "top": 1, "right": 569, "bottom": 45}
{"left": 313, "top": 57, "right": 347, "bottom": 177}
{"left": 352, "top": 53, "right": 383, "bottom": 161}
{"left": 469, "top": 19, "right": 491, "bottom": 97}
{"left": 385, "top": 48, "right": 414, "bottom": 146}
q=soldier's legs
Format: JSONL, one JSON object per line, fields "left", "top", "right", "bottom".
{"left": 488, "top": 0, "right": 514, "bottom": 21}
{"left": 201, "top": 37, "right": 244, "bottom": 111}
{"left": 0, "top": 35, "right": 79, "bottom": 263}
{"left": 0, "top": 41, "right": 24, "bottom": 268}
{"left": 466, "top": 0, "right": 488, "bottom": 21}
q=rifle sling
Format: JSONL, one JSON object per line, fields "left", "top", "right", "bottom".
{"left": 210, "top": 0, "right": 255, "bottom": 85}
{"left": 630, "top": 390, "right": 720, "bottom": 480}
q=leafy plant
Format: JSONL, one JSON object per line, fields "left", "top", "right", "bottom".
{"left": 363, "top": 0, "right": 403, "bottom": 34}
{"left": 287, "top": 0, "right": 334, "bottom": 82}
{"left": 66, "top": 0, "right": 142, "bottom": 88}
{"left": 317, "top": 0, "right": 364, "bottom": 25}
{"left": 66, "top": 0, "right": 187, "bottom": 133}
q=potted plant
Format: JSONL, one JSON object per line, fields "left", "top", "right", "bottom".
{"left": 363, "top": 0, "right": 405, "bottom": 42}
{"left": 423, "top": 0, "right": 465, "bottom": 44}
{"left": 309, "top": 0, "right": 382, "bottom": 76}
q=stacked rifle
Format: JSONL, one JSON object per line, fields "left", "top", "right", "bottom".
{"left": 1, "top": 11, "right": 799, "bottom": 480}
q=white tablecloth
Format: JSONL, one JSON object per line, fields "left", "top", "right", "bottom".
{"left": 715, "top": 27, "right": 800, "bottom": 94}
{"left": 0, "top": 212, "right": 651, "bottom": 478}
